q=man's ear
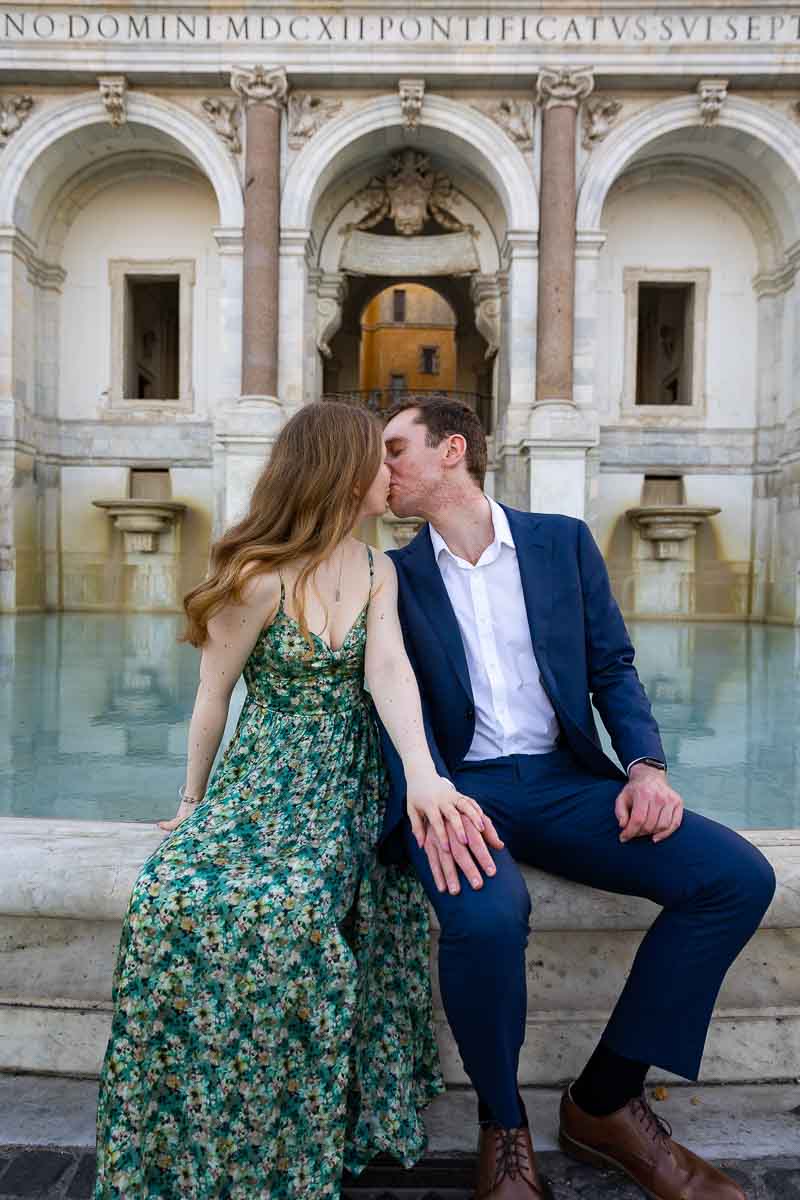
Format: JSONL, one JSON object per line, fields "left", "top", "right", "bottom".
{"left": 443, "top": 433, "right": 468, "bottom": 469}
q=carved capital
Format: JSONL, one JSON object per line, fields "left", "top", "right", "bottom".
{"left": 0, "top": 95, "right": 34, "bottom": 144}
{"left": 287, "top": 93, "right": 342, "bottom": 149}
{"left": 98, "top": 76, "right": 127, "bottom": 127}
{"left": 582, "top": 97, "right": 622, "bottom": 150}
{"left": 231, "top": 65, "right": 288, "bottom": 110}
{"left": 201, "top": 97, "right": 242, "bottom": 155}
{"left": 398, "top": 79, "right": 425, "bottom": 129}
{"left": 536, "top": 67, "right": 595, "bottom": 112}
{"left": 697, "top": 78, "right": 728, "bottom": 126}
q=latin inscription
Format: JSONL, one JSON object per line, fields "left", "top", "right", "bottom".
{"left": 3, "top": 10, "right": 800, "bottom": 47}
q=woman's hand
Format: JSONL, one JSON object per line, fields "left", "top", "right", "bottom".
{"left": 157, "top": 796, "right": 200, "bottom": 833}
{"left": 406, "top": 772, "right": 505, "bottom": 895}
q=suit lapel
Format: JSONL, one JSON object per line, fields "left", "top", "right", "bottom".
{"left": 502, "top": 505, "right": 553, "bottom": 668}
{"left": 401, "top": 525, "right": 473, "bottom": 701}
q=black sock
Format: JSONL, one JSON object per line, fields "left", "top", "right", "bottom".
{"left": 478, "top": 1089, "right": 528, "bottom": 1128}
{"left": 570, "top": 1042, "right": 649, "bottom": 1118}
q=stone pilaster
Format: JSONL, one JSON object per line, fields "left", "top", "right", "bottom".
{"left": 231, "top": 65, "right": 288, "bottom": 403}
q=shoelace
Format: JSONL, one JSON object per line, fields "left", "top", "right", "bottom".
{"left": 487, "top": 1127, "right": 534, "bottom": 1187}
{"left": 632, "top": 1095, "right": 673, "bottom": 1145}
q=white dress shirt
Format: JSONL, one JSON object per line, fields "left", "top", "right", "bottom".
{"left": 429, "top": 497, "right": 559, "bottom": 761}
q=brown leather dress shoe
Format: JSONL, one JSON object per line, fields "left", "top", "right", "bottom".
{"left": 559, "top": 1086, "right": 746, "bottom": 1200}
{"left": 475, "top": 1121, "right": 552, "bottom": 1199}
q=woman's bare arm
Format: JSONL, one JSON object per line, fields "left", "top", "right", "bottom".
{"left": 158, "top": 573, "right": 280, "bottom": 831}
{"left": 365, "top": 552, "right": 502, "bottom": 872}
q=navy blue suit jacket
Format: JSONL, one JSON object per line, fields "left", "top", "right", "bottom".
{"left": 377, "top": 505, "right": 666, "bottom": 863}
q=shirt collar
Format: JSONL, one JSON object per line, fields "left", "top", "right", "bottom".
{"left": 429, "top": 496, "right": 515, "bottom": 569}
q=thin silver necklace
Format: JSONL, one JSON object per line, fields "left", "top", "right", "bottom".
{"left": 335, "top": 543, "right": 345, "bottom": 603}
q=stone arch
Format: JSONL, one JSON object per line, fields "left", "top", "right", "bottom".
{"left": 0, "top": 91, "right": 244, "bottom": 241}
{"left": 281, "top": 93, "right": 537, "bottom": 236}
{"left": 577, "top": 95, "right": 800, "bottom": 249}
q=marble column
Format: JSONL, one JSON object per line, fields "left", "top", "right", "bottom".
{"left": 535, "top": 66, "right": 594, "bottom": 407}
{"left": 525, "top": 68, "right": 598, "bottom": 519}
{"left": 231, "top": 65, "right": 288, "bottom": 402}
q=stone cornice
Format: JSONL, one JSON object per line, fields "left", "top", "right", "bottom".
{"left": 0, "top": 226, "right": 66, "bottom": 290}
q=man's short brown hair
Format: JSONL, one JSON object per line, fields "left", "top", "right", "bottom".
{"left": 385, "top": 397, "right": 487, "bottom": 488}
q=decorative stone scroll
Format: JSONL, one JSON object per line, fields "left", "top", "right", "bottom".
{"left": 0, "top": 95, "right": 34, "bottom": 144}
{"left": 201, "top": 98, "right": 241, "bottom": 155}
{"left": 536, "top": 67, "right": 595, "bottom": 111}
{"left": 398, "top": 78, "right": 425, "bottom": 129}
{"left": 697, "top": 79, "right": 728, "bottom": 126}
{"left": 345, "top": 149, "right": 473, "bottom": 237}
{"left": 473, "top": 98, "right": 534, "bottom": 150}
{"left": 582, "top": 97, "right": 622, "bottom": 149}
{"left": 231, "top": 65, "right": 288, "bottom": 109}
{"left": 287, "top": 94, "right": 342, "bottom": 148}
{"left": 470, "top": 275, "right": 503, "bottom": 358}
{"left": 314, "top": 272, "right": 347, "bottom": 359}
{"left": 340, "top": 230, "right": 479, "bottom": 276}
{"left": 98, "top": 75, "right": 127, "bottom": 127}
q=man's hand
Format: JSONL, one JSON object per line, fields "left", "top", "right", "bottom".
{"left": 616, "top": 763, "right": 684, "bottom": 844}
{"left": 406, "top": 773, "right": 505, "bottom": 895}
{"left": 421, "top": 816, "right": 506, "bottom": 894}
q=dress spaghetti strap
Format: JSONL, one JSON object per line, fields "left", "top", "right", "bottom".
{"left": 366, "top": 545, "right": 374, "bottom": 595}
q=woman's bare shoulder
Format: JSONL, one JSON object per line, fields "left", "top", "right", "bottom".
{"left": 366, "top": 546, "right": 398, "bottom": 591}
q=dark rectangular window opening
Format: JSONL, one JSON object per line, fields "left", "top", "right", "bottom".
{"left": 392, "top": 289, "right": 407, "bottom": 323}
{"left": 124, "top": 276, "right": 180, "bottom": 400}
{"left": 635, "top": 282, "right": 694, "bottom": 406}
{"left": 389, "top": 373, "right": 407, "bottom": 392}
{"left": 420, "top": 345, "right": 440, "bottom": 375}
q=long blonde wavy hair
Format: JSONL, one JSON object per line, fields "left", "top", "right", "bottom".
{"left": 182, "top": 402, "right": 383, "bottom": 647}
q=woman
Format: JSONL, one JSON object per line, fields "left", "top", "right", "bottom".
{"left": 94, "top": 402, "right": 498, "bottom": 1199}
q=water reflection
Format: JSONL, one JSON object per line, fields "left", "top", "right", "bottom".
{"left": 0, "top": 615, "right": 797, "bottom": 828}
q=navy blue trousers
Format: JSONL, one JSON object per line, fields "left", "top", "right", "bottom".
{"left": 404, "top": 748, "right": 776, "bottom": 1129}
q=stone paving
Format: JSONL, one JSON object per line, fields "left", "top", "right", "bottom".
{"left": 0, "top": 1147, "right": 798, "bottom": 1199}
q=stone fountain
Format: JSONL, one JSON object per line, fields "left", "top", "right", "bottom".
{"left": 93, "top": 498, "right": 187, "bottom": 610}
{"left": 626, "top": 477, "right": 720, "bottom": 615}
{"left": 92, "top": 499, "right": 186, "bottom": 555}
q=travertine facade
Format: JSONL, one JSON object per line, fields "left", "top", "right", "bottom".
{"left": 2, "top": 2, "right": 800, "bottom": 622}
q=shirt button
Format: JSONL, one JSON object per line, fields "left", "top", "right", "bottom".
{"left": 465, "top": 705, "right": 475, "bottom": 720}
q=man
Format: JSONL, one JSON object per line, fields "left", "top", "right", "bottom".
{"left": 379, "top": 398, "right": 775, "bottom": 1200}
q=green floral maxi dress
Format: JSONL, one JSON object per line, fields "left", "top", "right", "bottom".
{"left": 94, "top": 560, "right": 444, "bottom": 1199}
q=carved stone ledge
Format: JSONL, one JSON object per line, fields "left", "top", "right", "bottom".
{"left": 0, "top": 95, "right": 34, "bottom": 144}
{"left": 231, "top": 65, "right": 288, "bottom": 110}
{"left": 201, "top": 98, "right": 241, "bottom": 155}
{"left": 98, "top": 76, "right": 127, "bottom": 127}
{"left": 287, "top": 93, "right": 342, "bottom": 149}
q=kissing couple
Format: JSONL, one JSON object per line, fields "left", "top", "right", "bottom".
{"left": 94, "top": 397, "right": 774, "bottom": 1200}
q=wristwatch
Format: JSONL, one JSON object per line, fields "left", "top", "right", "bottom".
{"left": 635, "top": 758, "right": 667, "bottom": 773}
